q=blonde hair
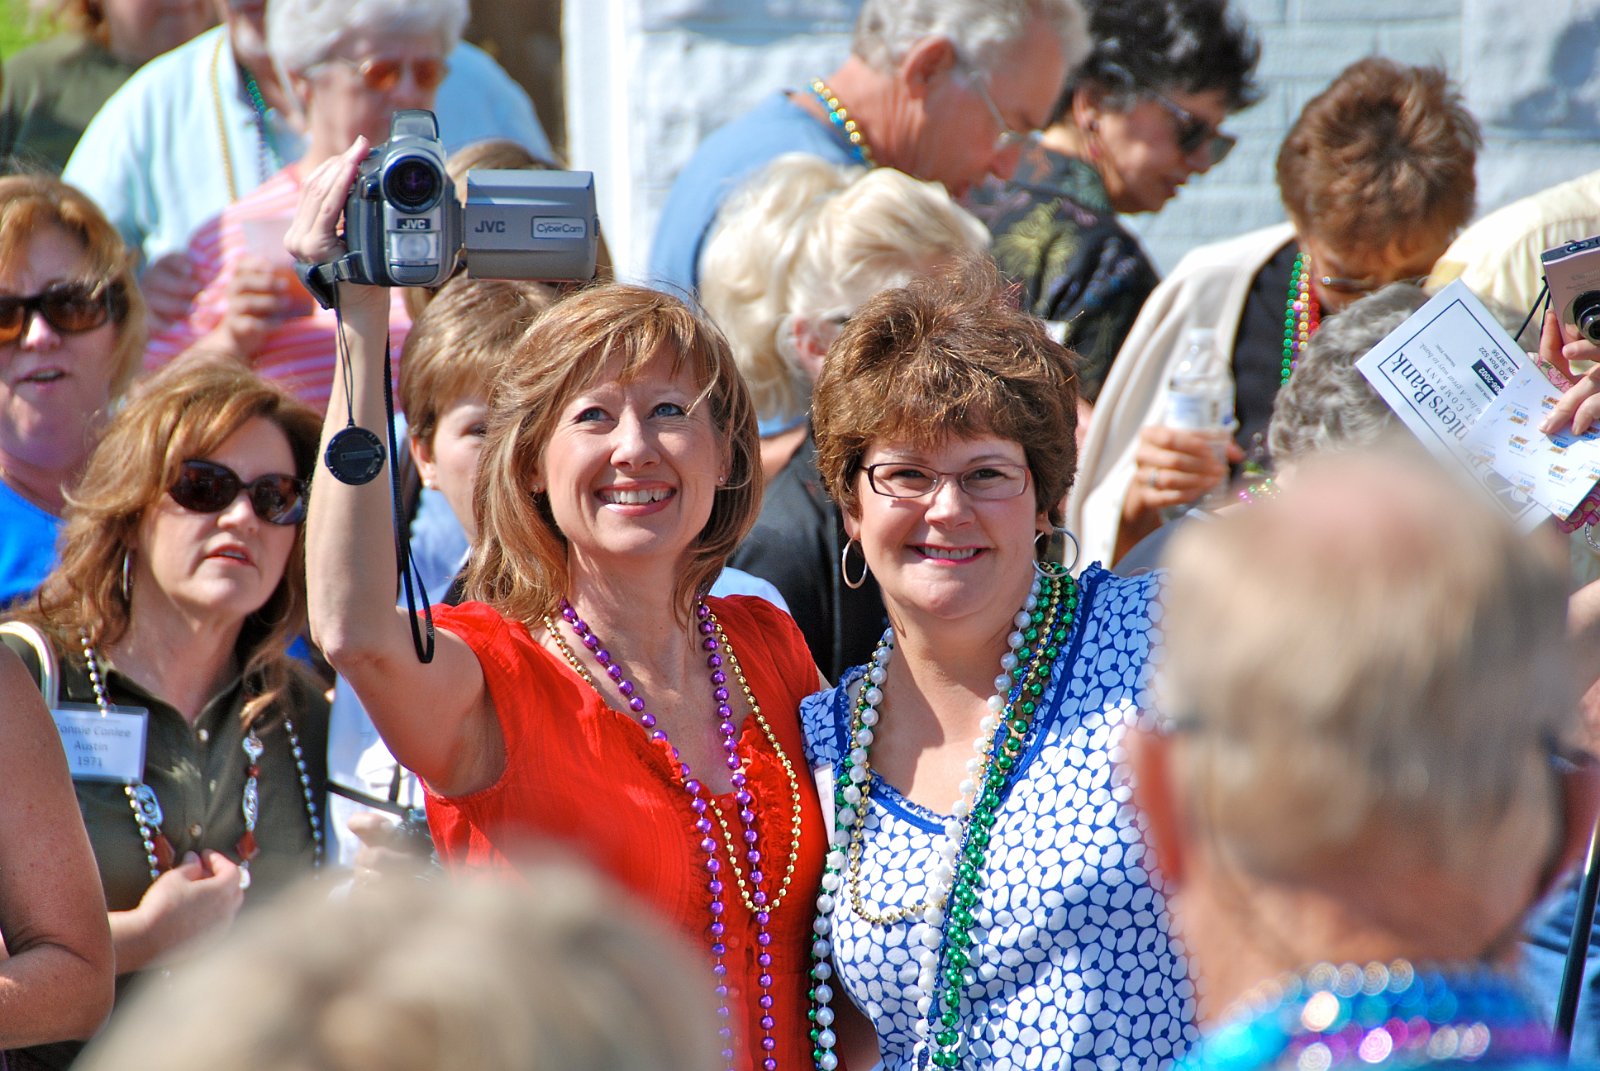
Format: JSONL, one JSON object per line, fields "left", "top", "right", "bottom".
{"left": 465, "top": 284, "right": 759, "bottom": 625}
{"left": 0, "top": 174, "right": 146, "bottom": 400}
{"left": 10, "top": 361, "right": 321, "bottom": 728}
{"left": 700, "top": 154, "right": 990, "bottom": 427}
{"left": 77, "top": 858, "right": 720, "bottom": 1071}
{"left": 1159, "top": 449, "right": 1574, "bottom": 880}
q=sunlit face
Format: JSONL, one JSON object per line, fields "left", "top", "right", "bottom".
{"left": 845, "top": 434, "right": 1046, "bottom": 627}
{"left": 131, "top": 415, "right": 299, "bottom": 627}
{"left": 296, "top": 30, "right": 445, "bottom": 157}
{"left": 414, "top": 395, "right": 488, "bottom": 543}
{"left": 1092, "top": 87, "right": 1232, "bottom": 215}
{"left": 904, "top": 21, "right": 1067, "bottom": 197}
{"left": 1298, "top": 232, "right": 1446, "bottom": 313}
{"left": 0, "top": 223, "right": 121, "bottom": 475}
{"left": 537, "top": 352, "right": 725, "bottom": 578}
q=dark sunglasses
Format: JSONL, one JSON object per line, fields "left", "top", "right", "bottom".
{"left": 169, "top": 460, "right": 307, "bottom": 526}
{"left": 1149, "top": 92, "right": 1236, "bottom": 167}
{"left": 0, "top": 281, "right": 121, "bottom": 346}
{"left": 323, "top": 55, "right": 449, "bottom": 93}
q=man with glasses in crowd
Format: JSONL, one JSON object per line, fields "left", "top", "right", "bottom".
{"left": 647, "top": 0, "right": 1089, "bottom": 298}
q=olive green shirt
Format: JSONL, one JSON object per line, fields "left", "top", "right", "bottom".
{"left": 1, "top": 634, "right": 327, "bottom": 1070}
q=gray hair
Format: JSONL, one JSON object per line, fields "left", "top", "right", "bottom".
{"left": 1160, "top": 449, "right": 1574, "bottom": 880}
{"left": 267, "top": 0, "right": 468, "bottom": 76}
{"left": 1266, "top": 283, "right": 1429, "bottom": 465}
{"left": 852, "top": 0, "right": 1089, "bottom": 75}
{"left": 700, "top": 153, "right": 990, "bottom": 427}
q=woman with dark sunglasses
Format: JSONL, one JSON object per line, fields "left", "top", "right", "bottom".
{"left": 968, "top": 0, "right": 1260, "bottom": 406}
{"left": 0, "top": 360, "right": 326, "bottom": 1071}
{"left": 142, "top": 0, "right": 467, "bottom": 412}
{"left": 0, "top": 175, "right": 147, "bottom": 610}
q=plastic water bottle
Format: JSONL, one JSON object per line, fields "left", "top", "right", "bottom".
{"left": 1160, "top": 327, "right": 1235, "bottom": 520}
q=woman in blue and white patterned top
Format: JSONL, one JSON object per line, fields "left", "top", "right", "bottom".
{"left": 799, "top": 259, "right": 1196, "bottom": 1071}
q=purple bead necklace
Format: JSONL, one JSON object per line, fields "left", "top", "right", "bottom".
{"left": 557, "top": 597, "right": 780, "bottom": 1071}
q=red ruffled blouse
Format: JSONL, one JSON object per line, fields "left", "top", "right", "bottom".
{"left": 426, "top": 595, "right": 827, "bottom": 1071}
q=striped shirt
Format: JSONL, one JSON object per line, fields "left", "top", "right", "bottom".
{"left": 145, "top": 165, "right": 412, "bottom": 412}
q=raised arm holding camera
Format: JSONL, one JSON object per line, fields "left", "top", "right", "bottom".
{"left": 289, "top": 133, "right": 828, "bottom": 1071}
{"left": 141, "top": 0, "right": 464, "bottom": 411}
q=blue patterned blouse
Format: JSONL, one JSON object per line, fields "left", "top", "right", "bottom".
{"left": 800, "top": 565, "right": 1198, "bottom": 1071}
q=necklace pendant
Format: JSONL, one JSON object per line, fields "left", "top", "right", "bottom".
{"left": 152, "top": 832, "right": 176, "bottom": 872}
{"left": 132, "top": 783, "right": 165, "bottom": 826}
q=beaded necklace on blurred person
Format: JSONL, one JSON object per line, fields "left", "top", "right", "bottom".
{"left": 210, "top": 35, "right": 284, "bottom": 202}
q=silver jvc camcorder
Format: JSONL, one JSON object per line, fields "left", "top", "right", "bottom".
{"left": 337, "top": 109, "right": 597, "bottom": 288}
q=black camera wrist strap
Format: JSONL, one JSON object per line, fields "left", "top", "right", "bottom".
{"left": 297, "top": 255, "right": 361, "bottom": 313}
{"left": 318, "top": 283, "right": 436, "bottom": 665}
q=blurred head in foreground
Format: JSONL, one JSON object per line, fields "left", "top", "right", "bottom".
{"left": 1132, "top": 449, "right": 1595, "bottom": 1020}
{"left": 78, "top": 857, "right": 720, "bottom": 1071}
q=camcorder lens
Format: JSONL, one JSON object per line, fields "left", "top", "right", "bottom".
{"left": 384, "top": 156, "right": 442, "bottom": 212}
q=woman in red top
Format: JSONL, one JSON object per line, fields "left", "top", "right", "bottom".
{"left": 289, "top": 142, "right": 825, "bottom": 1071}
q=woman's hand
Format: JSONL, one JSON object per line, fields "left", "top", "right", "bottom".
{"left": 196, "top": 255, "right": 291, "bottom": 359}
{"left": 284, "top": 138, "right": 388, "bottom": 316}
{"left": 115, "top": 850, "right": 244, "bottom": 973}
{"left": 1540, "top": 311, "right": 1600, "bottom": 434}
{"left": 347, "top": 812, "right": 432, "bottom": 883}
{"left": 1116, "top": 426, "right": 1243, "bottom": 563}
{"left": 139, "top": 252, "right": 199, "bottom": 332}
{"left": 285, "top": 137, "right": 367, "bottom": 266}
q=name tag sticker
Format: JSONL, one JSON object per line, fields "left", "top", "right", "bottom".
{"left": 51, "top": 702, "right": 148, "bottom": 784}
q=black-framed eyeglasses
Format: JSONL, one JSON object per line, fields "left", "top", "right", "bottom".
{"left": 864, "top": 462, "right": 1032, "bottom": 500}
{"left": 1149, "top": 91, "right": 1236, "bottom": 167}
{"left": 0, "top": 281, "right": 119, "bottom": 346}
{"left": 169, "top": 460, "right": 308, "bottom": 526}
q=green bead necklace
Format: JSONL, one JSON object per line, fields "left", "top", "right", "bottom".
{"left": 1281, "top": 251, "right": 1320, "bottom": 386}
{"left": 807, "top": 571, "right": 1079, "bottom": 1071}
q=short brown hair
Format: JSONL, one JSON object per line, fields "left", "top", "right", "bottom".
{"left": 399, "top": 274, "right": 555, "bottom": 448}
{"left": 812, "top": 258, "right": 1078, "bottom": 522}
{"left": 10, "top": 361, "right": 321, "bottom": 727}
{"left": 0, "top": 174, "right": 146, "bottom": 399}
{"left": 1276, "top": 58, "right": 1479, "bottom": 261}
{"left": 464, "top": 285, "right": 760, "bottom": 625}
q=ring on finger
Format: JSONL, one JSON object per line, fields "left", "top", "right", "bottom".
{"left": 1147, "top": 469, "right": 1160, "bottom": 490}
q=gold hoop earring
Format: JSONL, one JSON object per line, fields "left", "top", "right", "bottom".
{"left": 840, "top": 537, "right": 869, "bottom": 590}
